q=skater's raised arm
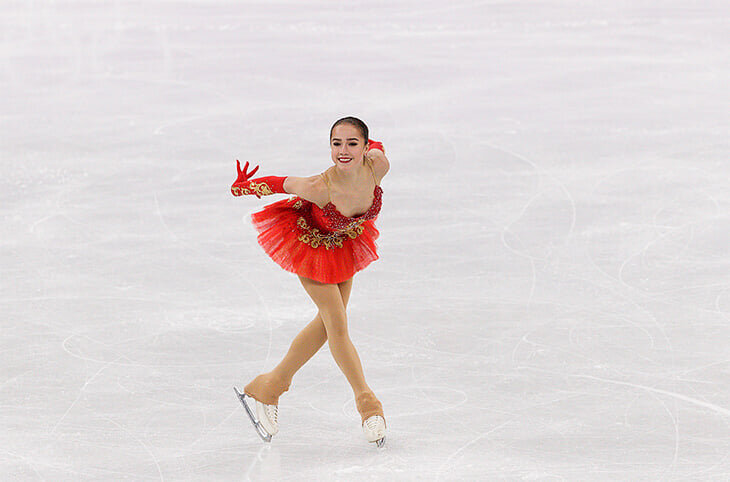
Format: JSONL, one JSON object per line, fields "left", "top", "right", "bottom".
{"left": 231, "top": 160, "right": 288, "bottom": 198}
{"left": 365, "top": 139, "right": 390, "bottom": 182}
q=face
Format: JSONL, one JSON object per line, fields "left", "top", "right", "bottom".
{"left": 330, "top": 124, "right": 367, "bottom": 171}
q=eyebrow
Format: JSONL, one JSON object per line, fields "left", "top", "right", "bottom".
{"left": 332, "top": 138, "right": 360, "bottom": 141}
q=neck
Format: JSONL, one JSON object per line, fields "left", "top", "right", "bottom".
{"left": 333, "top": 161, "right": 369, "bottom": 186}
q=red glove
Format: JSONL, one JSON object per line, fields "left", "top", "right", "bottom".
{"left": 367, "top": 139, "right": 385, "bottom": 154}
{"left": 231, "top": 160, "right": 287, "bottom": 198}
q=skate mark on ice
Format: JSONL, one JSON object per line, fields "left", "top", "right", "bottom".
{"left": 410, "top": 366, "right": 469, "bottom": 433}
{"left": 351, "top": 327, "right": 489, "bottom": 360}
{"left": 0, "top": 447, "right": 44, "bottom": 480}
{"left": 651, "top": 389, "right": 680, "bottom": 478}
{"left": 0, "top": 294, "right": 205, "bottom": 307}
{"left": 585, "top": 249, "right": 678, "bottom": 372}
{"left": 155, "top": 191, "right": 275, "bottom": 365}
{"left": 520, "top": 367, "right": 730, "bottom": 418}
{"left": 478, "top": 140, "right": 576, "bottom": 242}
{"left": 0, "top": 369, "right": 33, "bottom": 392}
{"left": 187, "top": 406, "right": 240, "bottom": 449}
{"left": 102, "top": 415, "right": 164, "bottom": 481}
{"left": 500, "top": 225, "right": 538, "bottom": 306}
{"left": 511, "top": 329, "right": 605, "bottom": 368}
{"left": 435, "top": 419, "right": 513, "bottom": 482}
{"left": 51, "top": 350, "right": 125, "bottom": 435}
{"left": 61, "top": 333, "right": 252, "bottom": 368}
{"left": 473, "top": 141, "right": 576, "bottom": 308}
{"left": 589, "top": 165, "right": 724, "bottom": 311}
{"left": 674, "top": 359, "right": 730, "bottom": 378}
{"left": 579, "top": 249, "right": 677, "bottom": 364}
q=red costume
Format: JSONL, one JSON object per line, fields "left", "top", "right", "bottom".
{"left": 232, "top": 141, "right": 385, "bottom": 284}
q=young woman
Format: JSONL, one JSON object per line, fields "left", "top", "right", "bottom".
{"left": 231, "top": 116, "right": 390, "bottom": 447}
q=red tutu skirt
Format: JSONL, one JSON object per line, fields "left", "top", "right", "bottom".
{"left": 250, "top": 197, "right": 379, "bottom": 284}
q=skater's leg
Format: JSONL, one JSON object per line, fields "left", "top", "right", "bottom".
{"left": 297, "top": 275, "right": 371, "bottom": 396}
{"left": 270, "top": 314, "right": 326, "bottom": 382}
{"left": 269, "top": 278, "right": 353, "bottom": 384}
{"left": 245, "top": 278, "right": 353, "bottom": 404}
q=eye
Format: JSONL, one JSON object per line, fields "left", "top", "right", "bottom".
{"left": 349, "top": 143, "right": 357, "bottom": 146}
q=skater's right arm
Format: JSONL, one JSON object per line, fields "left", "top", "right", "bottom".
{"left": 230, "top": 160, "right": 325, "bottom": 204}
{"left": 282, "top": 176, "right": 327, "bottom": 205}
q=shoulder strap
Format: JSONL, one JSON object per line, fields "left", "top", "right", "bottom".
{"left": 320, "top": 172, "right": 331, "bottom": 203}
{"left": 366, "top": 158, "right": 379, "bottom": 185}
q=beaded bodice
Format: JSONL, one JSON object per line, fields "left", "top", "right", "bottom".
{"left": 311, "top": 185, "right": 383, "bottom": 233}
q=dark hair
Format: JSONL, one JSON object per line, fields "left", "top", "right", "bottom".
{"left": 329, "top": 116, "right": 369, "bottom": 143}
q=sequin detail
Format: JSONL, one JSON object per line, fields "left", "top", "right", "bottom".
{"left": 248, "top": 189, "right": 382, "bottom": 283}
{"left": 296, "top": 216, "right": 365, "bottom": 250}
{"left": 320, "top": 185, "right": 383, "bottom": 232}
{"left": 232, "top": 180, "right": 275, "bottom": 197}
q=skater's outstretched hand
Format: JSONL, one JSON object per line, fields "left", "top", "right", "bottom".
{"left": 235, "top": 160, "right": 260, "bottom": 183}
{"left": 231, "top": 160, "right": 287, "bottom": 198}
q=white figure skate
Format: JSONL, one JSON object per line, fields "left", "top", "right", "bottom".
{"left": 363, "top": 415, "right": 386, "bottom": 448}
{"left": 234, "top": 387, "right": 279, "bottom": 443}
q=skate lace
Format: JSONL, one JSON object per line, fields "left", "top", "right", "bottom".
{"left": 364, "top": 415, "right": 384, "bottom": 432}
{"left": 266, "top": 404, "right": 278, "bottom": 424}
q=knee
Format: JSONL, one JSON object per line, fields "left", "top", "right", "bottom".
{"left": 327, "top": 326, "right": 349, "bottom": 341}
{"left": 322, "top": 311, "right": 349, "bottom": 339}
{"left": 314, "top": 311, "right": 328, "bottom": 339}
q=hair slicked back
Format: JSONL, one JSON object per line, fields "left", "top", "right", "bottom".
{"left": 330, "top": 116, "right": 369, "bottom": 143}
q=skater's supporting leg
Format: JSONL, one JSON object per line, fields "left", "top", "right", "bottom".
{"left": 269, "top": 278, "right": 353, "bottom": 385}
{"left": 244, "top": 278, "right": 353, "bottom": 404}
{"left": 298, "top": 275, "right": 371, "bottom": 396}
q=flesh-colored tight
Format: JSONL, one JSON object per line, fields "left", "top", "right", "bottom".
{"left": 244, "top": 276, "right": 384, "bottom": 423}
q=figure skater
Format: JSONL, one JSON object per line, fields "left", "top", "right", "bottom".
{"left": 231, "top": 116, "right": 389, "bottom": 447}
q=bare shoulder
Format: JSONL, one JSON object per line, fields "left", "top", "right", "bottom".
{"left": 368, "top": 150, "right": 390, "bottom": 183}
{"left": 283, "top": 173, "right": 329, "bottom": 207}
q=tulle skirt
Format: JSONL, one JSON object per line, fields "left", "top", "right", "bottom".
{"left": 250, "top": 197, "right": 379, "bottom": 284}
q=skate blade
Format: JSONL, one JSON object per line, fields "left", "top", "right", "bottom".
{"left": 233, "top": 387, "right": 272, "bottom": 443}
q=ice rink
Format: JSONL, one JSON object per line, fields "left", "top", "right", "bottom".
{"left": 2, "top": 0, "right": 730, "bottom": 480}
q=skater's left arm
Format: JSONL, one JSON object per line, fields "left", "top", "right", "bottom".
{"left": 231, "top": 160, "right": 288, "bottom": 198}
{"left": 366, "top": 141, "right": 390, "bottom": 182}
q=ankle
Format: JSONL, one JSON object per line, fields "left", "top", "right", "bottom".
{"left": 244, "top": 371, "right": 291, "bottom": 405}
{"left": 268, "top": 368, "right": 292, "bottom": 387}
{"left": 354, "top": 386, "right": 373, "bottom": 398}
{"left": 355, "top": 391, "right": 384, "bottom": 422}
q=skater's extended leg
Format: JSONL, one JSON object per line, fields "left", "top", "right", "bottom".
{"left": 298, "top": 275, "right": 371, "bottom": 396}
{"left": 269, "top": 278, "right": 353, "bottom": 385}
{"left": 245, "top": 278, "right": 353, "bottom": 404}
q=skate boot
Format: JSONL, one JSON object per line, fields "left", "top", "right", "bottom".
{"left": 356, "top": 391, "right": 387, "bottom": 447}
{"left": 234, "top": 372, "right": 290, "bottom": 442}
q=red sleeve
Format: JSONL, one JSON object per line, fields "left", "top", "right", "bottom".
{"left": 367, "top": 139, "right": 385, "bottom": 154}
{"left": 231, "top": 176, "right": 287, "bottom": 198}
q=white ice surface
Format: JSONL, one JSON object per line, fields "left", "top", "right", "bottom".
{"left": 2, "top": 1, "right": 730, "bottom": 480}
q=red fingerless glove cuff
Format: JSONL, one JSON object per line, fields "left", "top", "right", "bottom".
{"left": 231, "top": 176, "right": 287, "bottom": 198}
{"left": 367, "top": 139, "right": 385, "bottom": 154}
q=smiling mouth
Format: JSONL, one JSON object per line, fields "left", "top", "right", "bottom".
{"left": 338, "top": 157, "right": 352, "bottom": 163}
